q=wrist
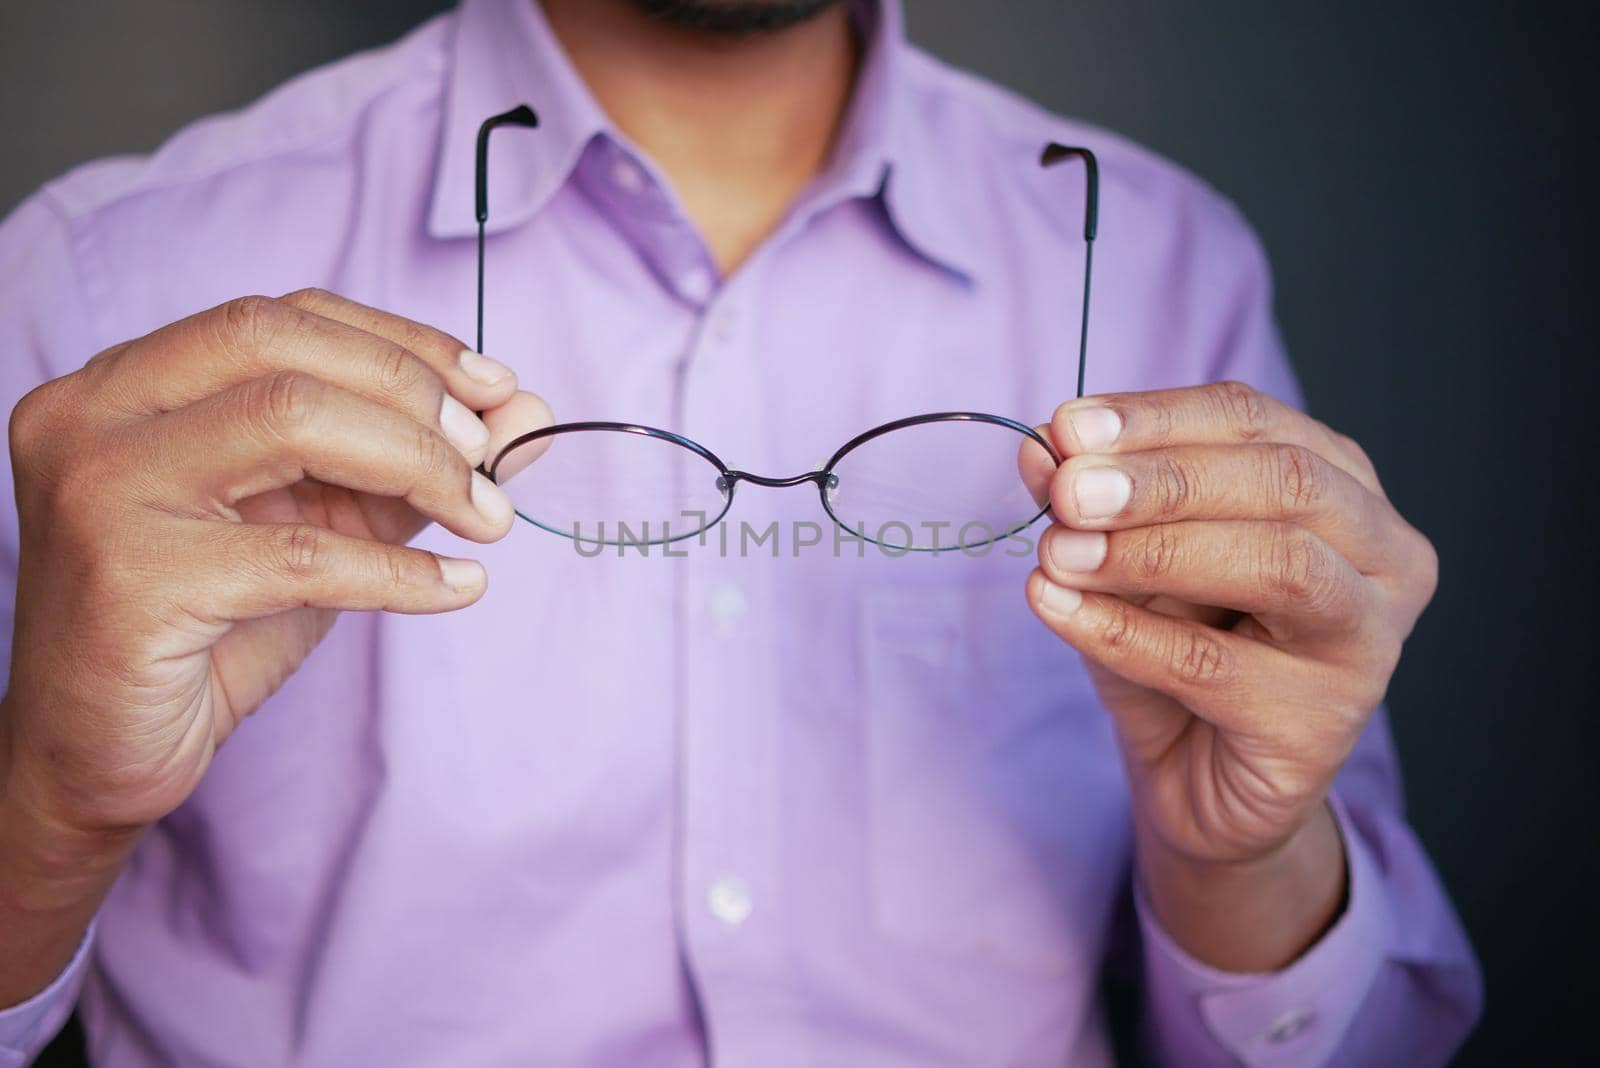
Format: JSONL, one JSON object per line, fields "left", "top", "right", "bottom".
{"left": 1135, "top": 802, "right": 1347, "bottom": 972}
{"left": 0, "top": 702, "right": 135, "bottom": 1009}
{"left": 0, "top": 704, "right": 140, "bottom": 913}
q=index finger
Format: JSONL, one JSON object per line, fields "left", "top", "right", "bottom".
{"left": 1049, "top": 381, "right": 1383, "bottom": 495}
{"left": 279, "top": 288, "right": 517, "bottom": 410}
{"left": 91, "top": 291, "right": 517, "bottom": 429}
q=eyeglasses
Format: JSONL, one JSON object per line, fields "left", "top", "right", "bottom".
{"left": 473, "top": 105, "right": 1098, "bottom": 551}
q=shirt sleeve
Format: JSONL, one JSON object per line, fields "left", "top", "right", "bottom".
{"left": 1137, "top": 713, "right": 1482, "bottom": 1067}
{"left": 0, "top": 190, "right": 106, "bottom": 1062}
{"left": 1132, "top": 202, "right": 1482, "bottom": 1066}
{"left": 0, "top": 925, "right": 96, "bottom": 1068}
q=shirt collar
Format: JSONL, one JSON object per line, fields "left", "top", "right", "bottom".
{"left": 428, "top": 0, "right": 980, "bottom": 280}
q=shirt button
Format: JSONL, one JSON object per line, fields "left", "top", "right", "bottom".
{"left": 611, "top": 156, "right": 646, "bottom": 195}
{"left": 1264, "top": 1007, "right": 1315, "bottom": 1043}
{"left": 709, "top": 583, "right": 747, "bottom": 635}
{"left": 678, "top": 267, "right": 714, "bottom": 304}
{"left": 708, "top": 876, "right": 753, "bottom": 927}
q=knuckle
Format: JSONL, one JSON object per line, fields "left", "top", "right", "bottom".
{"left": 1210, "top": 380, "right": 1269, "bottom": 441}
{"left": 1271, "top": 442, "right": 1327, "bottom": 514}
{"left": 270, "top": 524, "right": 325, "bottom": 578}
{"left": 80, "top": 340, "right": 131, "bottom": 376}
{"left": 8, "top": 377, "right": 67, "bottom": 463}
{"left": 218, "top": 294, "right": 286, "bottom": 350}
{"left": 253, "top": 370, "right": 322, "bottom": 438}
{"left": 1151, "top": 455, "right": 1197, "bottom": 517}
{"left": 369, "top": 340, "right": 441, "bottom": 412}
{"left": 412, "top": 426, "right": 460, "bottom": 481}
{"left": 1148, "top": 397, "right": 1178, "bottom": 446}
{"left": 375, "top": 544, "right": 423, "bottom": 589}
{"left": 1419, "top": 535, "right": 1440, "bottom": 595}
{"left": 1265, "top": 526, "right": 1339, "bottom": 612}
{"left": 1406, "top": 527, "right": 1440, "bottom": 603}
{"left": 395, "top": 318, "right": 442, "bottom": 361}
{"left": 1167, "top": 627, "right": 1228, "bottom": 686}
{"left": 1098, "top": 598, "right": 1138, "bottom": 651}
{"left": 11, "top": 347, "right": 140, "bottom": 490}
{"left": 372, "top": 342, "right": 430, "bottom": 403}
{"left": 23, "top": 428, "right": 119, "bottom": 541}
{"left": 1132, "top": 525, "right": 1182, "bottom": 583}
{"left": 279, "top": 286, "right": 334, "bottom": 312}
{"left": 1333, "top": 429, "right": 1376, "bottom": 472}
{"left": 1328, "top": 665, "right": 1390, "bottom": 726}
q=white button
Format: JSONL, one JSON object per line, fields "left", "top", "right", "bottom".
{"left": 611, "top": 157, "right": 646, "bottom": 195}
{"left": 708, "top": 876, "right": 753, "bottom": 927}
{"left": 678, "top": 267, "right": 714, "bottom": 304}
{"left": 1264, "top": 1007, "right": 1314, "bottom": 1044}
{"left": 709, "top": 583, "right": 747, "bottom": 635}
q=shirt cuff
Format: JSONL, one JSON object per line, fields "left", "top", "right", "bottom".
{"left": 1137, "top": 793, "right": 1392, "bottom": 1068}
{"left": 0, "top": 920, "right": 95, "bottom": 1068}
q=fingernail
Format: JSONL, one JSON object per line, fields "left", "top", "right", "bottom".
{"left": 1038, "top": 579, "right": 1084, "bottom": 616}
{"left": 1074, "top": 467, "right": 1132, "bottom": 519}
{"left": 1048, "top": 529, "right": 1107, "bottom": 572}
{"left": 1069, "top": 406, "right": 1122, "bottom": 451}
{"left": 458, "top": 349, "right": 514, "bottom": 386}
{"left": 471, "top": 470, "right": 514, "bottom": 528}
{"left": 437, "top": 556, "right": 486, "bottom": 592}
{"left": 440, "top": 394, "right": 490, "bottom": 455}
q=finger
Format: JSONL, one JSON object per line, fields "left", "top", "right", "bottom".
{"left": 1038, "top": 520, "right": 1374, "bottom": 641}
{"left": 132, "top": 372, "right": 516, "bottom": 542}
{"left": 483, "top": 391, "right": 558, "bottom": 483}
{"left": 278, "top": 291, "right": 558, "bottom": 475}
{"left": 1050, "top": 381, "right": 1383, "bottom": 495}
{"left": 1026, "top": 569, "right": 1297, "bottom": 733}
{"left": 92, "top": 297, "right": 497, "bottom": 458}
{"left": 184, "top": 521, "right": 488, "bottom": 619}
{"left": 278, "top": 288, "right": 518, "bottom": 410}
{"left": 1048, "top": 441, "right": 1402, "bottom": 573}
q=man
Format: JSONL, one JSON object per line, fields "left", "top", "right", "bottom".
{"left": 0, "top": 0, "right": 1480, "bottom": 1064}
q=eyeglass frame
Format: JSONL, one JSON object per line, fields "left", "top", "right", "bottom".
{"left": 470, "top": 104, "right": 1099, "bottom": 550}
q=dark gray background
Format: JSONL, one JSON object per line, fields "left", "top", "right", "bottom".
{"left": 3, "top": 2, "right": 1594, "bottom": 1064}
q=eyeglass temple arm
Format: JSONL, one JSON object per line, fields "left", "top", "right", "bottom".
{"left": 471, "top": 106, "right": 539, "bottom": 476}
{"left": 1039, "top": 143, "right": 1099, "bottom": 399}
{"left": 474, "top": 105, "right": 540, "bottom": 357}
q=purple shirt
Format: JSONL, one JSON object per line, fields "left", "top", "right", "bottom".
{"left": 0, "top": 1, "right": 1480, "bottom": 1064}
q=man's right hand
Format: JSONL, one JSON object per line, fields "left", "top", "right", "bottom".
{"left": 2, "top": 288, "right": 550, "bottom": 861}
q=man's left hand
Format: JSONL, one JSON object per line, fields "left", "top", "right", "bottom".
{"left": 1025, "top": 381, "right": 1438, "bottom": 966}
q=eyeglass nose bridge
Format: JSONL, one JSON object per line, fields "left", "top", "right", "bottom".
{"left": 717, "top": 469, "right": 838, "bottom": 493}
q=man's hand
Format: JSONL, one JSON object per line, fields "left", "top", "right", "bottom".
{"left": 0, "top": 290, "right": 550, "bottom": 1003}
{"left": 1025, "top": 381, "right": 1437, "bottom": 969}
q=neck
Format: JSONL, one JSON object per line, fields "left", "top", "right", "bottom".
{"left": 540, "top": 0, "right": 860, "bottom": 274}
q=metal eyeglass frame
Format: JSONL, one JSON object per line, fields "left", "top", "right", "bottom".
{"left": 471, "top": 105, "right": 1098, "bottom": 549}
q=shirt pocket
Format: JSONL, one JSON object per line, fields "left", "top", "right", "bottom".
{"left": 858, "top": 579, "right": 1133, "bottom": 979}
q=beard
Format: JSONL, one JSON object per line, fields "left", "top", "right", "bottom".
{"left": 626, "top": 0, "right": 845, "bottom": 35}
